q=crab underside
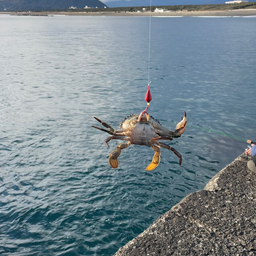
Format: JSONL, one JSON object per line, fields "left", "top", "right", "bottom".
{"left": 92, "top": 112, "right": 187, "bottom": 170}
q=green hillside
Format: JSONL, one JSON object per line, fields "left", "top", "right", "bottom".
{"left": 0, "top": 0, "right": 107, "bottom": 11}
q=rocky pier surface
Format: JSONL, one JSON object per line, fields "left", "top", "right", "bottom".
{"left": 114, "top": 153, "right": 256, "bottom": 256}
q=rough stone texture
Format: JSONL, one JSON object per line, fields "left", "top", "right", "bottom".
{"left": 114, "top": 153, "right": 256, "bottom": 256}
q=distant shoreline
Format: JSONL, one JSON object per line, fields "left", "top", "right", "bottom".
{"left": 1, "top": 9, "right": 256, "bottom": 17}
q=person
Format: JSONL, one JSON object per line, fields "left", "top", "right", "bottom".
{"left": 245, "top": 141, "right": 256, "bottom": 172}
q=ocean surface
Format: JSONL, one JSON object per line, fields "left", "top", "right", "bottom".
{"left": 0, "top": 14, "right": 256, "bottom": 255}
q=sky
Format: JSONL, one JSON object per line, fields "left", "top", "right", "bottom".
{"left": 101, "top": 0, "right": 252, "bottom": 7}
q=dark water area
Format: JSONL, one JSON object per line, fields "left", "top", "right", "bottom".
{"left": 0, "top": 14, "right": 256, "bottom": 255}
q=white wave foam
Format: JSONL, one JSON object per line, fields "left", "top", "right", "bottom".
{"left": 154, "top": 16, "right": 183, "bottom": 18}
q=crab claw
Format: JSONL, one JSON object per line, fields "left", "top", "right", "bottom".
{"left": 146, "top": 151, "right": 161, "bottom": 171}
{"left": 175, "top": 111, "right": 187, "bottom": 135}
{"left": 108, "top": 147, "right": 121, "bottom": 169}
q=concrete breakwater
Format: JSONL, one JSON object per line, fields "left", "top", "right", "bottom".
{"left": 114, "top": 153, "right": 256, "bottom": 255}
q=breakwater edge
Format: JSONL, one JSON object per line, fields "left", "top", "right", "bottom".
{"left": 114, "top": 153, "right": 256, "bottom": 255}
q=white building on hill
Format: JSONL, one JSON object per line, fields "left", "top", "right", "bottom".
{"left": 154, "top": 8, "right": 168, "bottom": 12}
{"left": 225, "top": 0, "right": 248, "bottom": 4}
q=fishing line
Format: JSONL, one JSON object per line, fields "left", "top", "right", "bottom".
{"left": 138, "top": 0, "right": 153, "bottom": 121}
{"left": 147, "top": 0, "right": 152, "bottom": 85}
{"left": 188, "top": 123, "right": 247, "bottom": 142}
{"left": 168, "top": 119, "right": 247, "bottom": 143}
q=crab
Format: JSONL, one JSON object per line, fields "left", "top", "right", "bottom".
{"left": 92, "top": 112, "right": 187, "bottom": 171}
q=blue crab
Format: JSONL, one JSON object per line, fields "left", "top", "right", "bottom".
{"left": 92, "top": 112, "right": 187, "bottom": 171}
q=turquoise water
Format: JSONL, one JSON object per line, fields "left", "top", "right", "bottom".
{"left": 0, "top": 14, "right": 256, "bottom": 255}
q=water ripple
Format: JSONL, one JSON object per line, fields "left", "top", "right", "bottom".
{"left": 0, "top": 14, "right": 256, "bottom": 256}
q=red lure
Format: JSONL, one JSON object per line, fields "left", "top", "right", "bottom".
{"left": 145, "top": 85, "right": 152, "bottom": 103}
{"left": 138, "top": 84, "right": 152, "bottom": 121}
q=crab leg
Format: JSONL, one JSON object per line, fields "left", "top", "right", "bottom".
{"left": 93, "top": 117, "right": 115, "bottom": 132}
{"left": 150, "top": 136, "right": 174, "bottom": 142}
{"left": 92, "top": 124, "right": 127, "bottom": 137}
{"left": 109, "top": 142, "right": 131, "bottom": 169}
{"left": 158, "top": 142, "right": 182, "bottom": 166}
{"left": 105, "top": 136, "right": 129, "bottom": 147}
{"left": 146, "top": 144, "right": 161, "bottom": 171}
{"left": 113, "top": 131, "right": 129, "bottom": 136}
{"left": 92, "top": 125, "right": 114, "bottom": 135}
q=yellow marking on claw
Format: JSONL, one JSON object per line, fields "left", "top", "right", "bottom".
{"left": 146, "top": 163, "right": 158, "bottom": 171}
{"left": 146, "top": 152, "right": 161, "bottom": 171}
{"left": 146, "top": 113, "right": 150, "bottom": 122}
{"left": 109, "top": 157, "right": 119, "bottom": 169}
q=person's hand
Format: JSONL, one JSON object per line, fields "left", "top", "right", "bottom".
{"left": 246, "top": 148, "right": 251, "bottom": 155}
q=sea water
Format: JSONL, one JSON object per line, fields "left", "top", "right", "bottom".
{"left": 0, "top": 14, "right": 256, "bottom": 255}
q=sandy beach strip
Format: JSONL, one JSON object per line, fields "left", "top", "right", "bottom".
{"left": 1, "top": 8, "right": 256, "bottom": 17}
